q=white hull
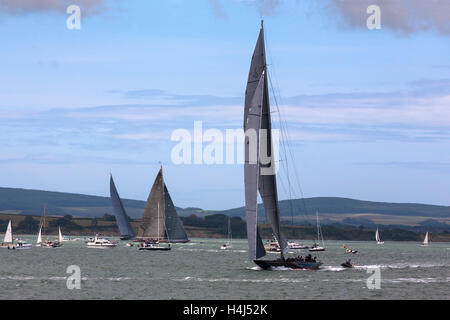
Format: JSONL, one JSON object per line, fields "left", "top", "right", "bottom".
{"left": 309, "top": 247, "right": 325, "bottom": 252}
{"left": 87, "top": 244, "right": 117, "bottom": 248}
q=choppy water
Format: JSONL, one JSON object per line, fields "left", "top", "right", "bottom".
{"left": 0, "top": 237, "right": 448, "bottom": 300}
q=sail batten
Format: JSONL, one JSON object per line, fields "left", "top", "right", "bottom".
{"left": 110, "top": 175, "right": 136, "bottom": 239}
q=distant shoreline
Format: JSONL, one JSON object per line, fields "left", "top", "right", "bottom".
{"left": 1, "top": 212, "right": 449, "bottom": 242}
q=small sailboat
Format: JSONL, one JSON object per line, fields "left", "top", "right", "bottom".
{"left": 243, "top": 21, "right": 321, "bottom": 270}
{"left": 309, "top": 211, "right": 325, "bottom": 252}
{"left": 37, "top": 205, "right": 62, "bottom": 248}
{"left": 421, "top": 232, "right": 430, "bottom": 247}
{"left": 1, "top": 220, "right": 13, "bottom": 248}
{"left": 220, "top": 216, "right": 233, "bottom": 250}
{"left": 375, "top": 228, "right": 384, "bottom": 245}
{"left": 36, "top": 223, "right": 42, "bottom": 246}
{"left": 1, "top": 220, "right": 32, "bottom": 249}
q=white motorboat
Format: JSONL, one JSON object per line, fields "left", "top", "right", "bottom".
{"left": 288, "top": 241, "right": 308, "bottom": 250}
{"left": 86, "top": 235, "right": 117, "bottom": 248}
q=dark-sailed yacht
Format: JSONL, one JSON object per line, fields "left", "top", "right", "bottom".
{"left": 243, "top": 21, "right": 322, "bottom": 270}
{"left": 109, "top": 175, "right": 136, "bottom": 240}
{"left": 137, "top": 166, "right": 189, "bottom": 250}
{"left": 110, "top": 174, "right": 136, "bottom": 241}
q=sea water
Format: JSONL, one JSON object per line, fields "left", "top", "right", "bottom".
{"left": 0, "top": 237, "right": 448, "bottom": 300}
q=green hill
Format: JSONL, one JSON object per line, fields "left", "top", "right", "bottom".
{"left": 1, "top": 187, "right": 449, "bottom": 224}
{"left": 217, "top": 197, "right": 450, "bottom": 218}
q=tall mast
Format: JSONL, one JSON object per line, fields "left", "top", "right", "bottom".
{"left": 43, "top": 204, "right": 46, "bottom": 239}
{"left": 316, "top": 211, "right": 319, "bottom": 243}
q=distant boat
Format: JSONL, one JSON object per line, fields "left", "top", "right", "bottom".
{"left": 375, "top": 228, "right": 384, "bottom": 245}
{"left": 138, "top": 182, "right": 171, "bottom": 251}
{"left": 220, "top": 216, "right": 233, "bottom": 250}
{"left": 243, "top": 21, "right": 321, "bottom": 270}
{"left": 37, "top": 205, "right": 62, "bottom": 248}
{"left": 309, "top": 211, "right": 325, "bottom": 252}
{"left": 110, "top": 174, "right": 136, "bottom": 241}
{"left": 421, "top": 232, "right": 430, "bottom": 247}
{"left": 86, "top": 235, "right": 117, "bottom": 248}
{"left": 137, "top": 166, "right": 188, "bottom": 247}
{"left": 287, "top": 241, "right": 309, "bottom": 250}
{"left": 36, "top": 223, "right": 42, "bottom": 246}
{"left": 1, "top": 220, "right": 32, "bottom": 250}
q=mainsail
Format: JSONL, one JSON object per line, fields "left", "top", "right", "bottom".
{"left": 138, "top": 167, "right": 189, "bottom": 243}
{"left": 36, "top": 224, "right": 42, "bottom": 244}
{"left": 3, "top": 220, "right": 12, "bottom": 243}
{"left": 110, "top": 175, "right": 136, "bottom": 239}
{"left": 58, "top": 226, "right": 63, "bottom": 242}
{"left": 423, "top": 232, "right": 429, "bottom": 245}
{"left": 375, "top": 228, "right": 380, "bottom": 242}
{"left": 244, "top": 21, "right": 287, "bottom": 261}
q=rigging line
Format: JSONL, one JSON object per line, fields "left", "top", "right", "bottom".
{"left": 268, "top": 69, "right": 310, "bottom": 223}
{"left": 265, "top": 43, "right": 311, "bottom": 223}
{"left": 263, "top": 31, "right": 307, "bottom": 217}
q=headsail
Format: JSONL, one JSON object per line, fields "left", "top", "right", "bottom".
{"left": 110, "top": 175, "right": 136, "bottom": 239}
{"left": 163, "top": 185, "right": 189, "bottom": 242}
{"left": 3, "top": 220, "right": 12, "bottom": 243}
{"left": 244, "top": 21, "right": 287, "bottom": 260}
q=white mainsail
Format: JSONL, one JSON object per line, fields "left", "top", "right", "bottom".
{"left": 423, "top": 232, "right": 429, "bottom": 246}
{"left": 376, "top": 228, "right": 384, "bottom": 244}
{"left": 58, "top": 226, "right": 63, "bottom": 242}
{"left": 3, "top": 220, "right": 12, "bottom": 243}
{"left": 36, "top": 224, "right": 42, "bottom": 244}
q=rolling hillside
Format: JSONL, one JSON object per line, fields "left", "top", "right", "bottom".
{"left": 1, "top": 187, "right": 449, "bottom": 227}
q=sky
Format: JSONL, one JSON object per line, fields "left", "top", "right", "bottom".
{"left": 0, "top": 0, "right": 449, "bottom": 210}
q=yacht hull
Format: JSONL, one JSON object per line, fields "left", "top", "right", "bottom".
{"left": 138, "top": 247, "right": 171, "bottom": 251}
{"left": 254, "top": 260, "right": 322, "bottom": 270}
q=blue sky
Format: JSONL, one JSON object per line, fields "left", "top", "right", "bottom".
{"left": 0, "top": 0, "right": 449, "bottom": 210}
